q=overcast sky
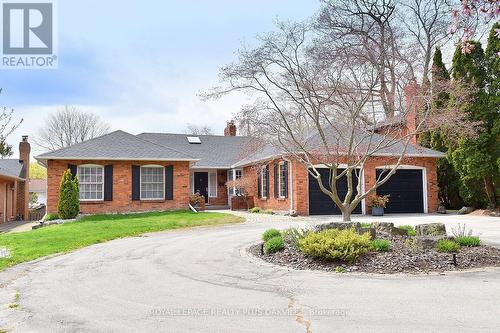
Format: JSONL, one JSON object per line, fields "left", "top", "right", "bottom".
{"left": 3, "top": 0, "right": 320, "bottom": 156}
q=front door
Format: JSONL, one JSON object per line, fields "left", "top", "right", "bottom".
{"left": 194, "top": 172, "right": 209, "bottom": 203}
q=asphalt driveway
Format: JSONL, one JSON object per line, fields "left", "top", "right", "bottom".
{"left": 1, "top": 212, "right": 499, "bottom": 333}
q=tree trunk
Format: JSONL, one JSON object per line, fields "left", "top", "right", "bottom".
{"left": 342, "top": 210, "right": 351, "bottom": 222}
{"left": 484, "top": 176, "right": 497, "bottom": 208}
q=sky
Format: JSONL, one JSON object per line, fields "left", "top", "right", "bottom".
{"left": 2, "top": 0, "right": 321, "bottom": 156}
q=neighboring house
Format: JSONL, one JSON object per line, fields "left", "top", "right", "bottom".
{"left": 35, "top": 84, "right": 445, "bottom": 216}
{"left": 0, "top": 136, "right": 30, "bottom": 223}
{"left": 29, "top": 179, "right": 47, "bottom": 205}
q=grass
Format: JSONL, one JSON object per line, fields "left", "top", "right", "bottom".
{"left": 436, "top": 239, "right": 461, "bottom": 253}
{"left": 360, "top": 223, "right": 372, "bottom": 228}
{"left": 398, "top": 225, "right": 417, "bottom": 236}
{"left": 0, "top": 210, "right": 242, "bottom": 271}
{"left": 371, "top": 239, "right": 391, "bottom": 251}
{"left": 455, "top": 236, "right": 481, "bottom": 247}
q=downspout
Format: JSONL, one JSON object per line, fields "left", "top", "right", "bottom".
{"left": 288, "top": 159, "right": 294, "bottom": 214}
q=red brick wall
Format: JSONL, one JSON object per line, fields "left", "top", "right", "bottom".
{"left": 47, "top": 160, "right": 190, "bottom": 215}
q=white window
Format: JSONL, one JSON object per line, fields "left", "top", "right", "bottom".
{"left": 227, "top": 169, "right": 243, "bottom": 196}
{"left": 208, "top": 172, "right": 217, "bottom": 198}
{"left": 141, "top": 166, "right": 164, "bottom": 200}
{"left": 261, "top": 166, "right": 268, "bottom": 198}
{"left": 278, "top": 162, "right": 287, "bottom": 198}
{"left": 78, "top": 165, "right": 104, "bottom": 201}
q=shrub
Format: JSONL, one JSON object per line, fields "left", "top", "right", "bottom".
{"left": 371, "top": 239, "right": 391, "bottom": 251}
{"left": 44, "top": 213, "right": 59, "bottom": 221}
{"left": 360, "top": 223, "right": 372, "bottom": 228}
{"left": 455, "top": 236, "right": 481, "bottom": 247}
{"left": 249, "top": 207, "right": 261, "bottom": 213}
{"left": 282, "top": 228, "right": 308, "bottom": 248}
{"left": 57, "top": 169, "right": 79, "bottom": 219}
{"left": 262, "top": 228, "right": 281, "bottom": 242}
{"left": 398, "top": 225, "right": 417, "bottom": 236}
{"left": 261, "top": 209, "right": 274, "bottom": 214}
{"left": 298, "top": 228, "right": 372, "bottom": 263}
{"left": 335, "top": 266, "right": 345, "bottom": 273}
{"left": 435, "top": 239, "right": 461, "bottom": 253}
{"left": 189, "top": 193, "right": 205, "bottom": 206}
{"left": 452, "top": 224, "right": 474, "bottom": 238}
{"left": 264, "top": 236, "right": 284, "bottom": 253}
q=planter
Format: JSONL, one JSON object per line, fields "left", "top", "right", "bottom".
{"left": 231, "top": 196, "right": 255, "bottom": 210}
{"left": 371, "top": 206, "right": 384, "bottom": 216}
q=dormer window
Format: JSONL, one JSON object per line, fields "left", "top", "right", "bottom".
{"left": 187, "top": 136, "right": 201, "bottom": 144}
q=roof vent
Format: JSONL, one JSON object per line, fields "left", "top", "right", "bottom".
{"left": 187, "top": 136, "right": 201, "bottom": 144}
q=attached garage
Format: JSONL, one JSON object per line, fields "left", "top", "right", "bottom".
{"left": 308, "top": 168, "right": 363, "bottom": 215}
{"left": 376, "top": 168, "right": 425, "bottom": 213}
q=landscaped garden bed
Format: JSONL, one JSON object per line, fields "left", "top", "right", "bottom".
{"left": 249, "top": 222, "right": 500, "bottom": 274}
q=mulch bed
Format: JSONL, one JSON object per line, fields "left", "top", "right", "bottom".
{"left": 248, "top": 235, "right": 500, "bottom": 274}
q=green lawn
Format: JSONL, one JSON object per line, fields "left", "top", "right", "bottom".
{"left": 0, "top": 210, "right": 243, "bottom": 271}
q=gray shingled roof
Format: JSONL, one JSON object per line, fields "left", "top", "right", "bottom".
{"left": 137, "top": 133, "right": 256, "bottom": 169}
{"left": 35, "top": 128, "right": 445, "bottom": 169}
{"left": 232, "top": 127, "right": 445, "bottom": 167}
{"left": 0, "top": 159, "right": 24, "bottom": 179}
{"left": 35, "top": 130, "right": 197, "bottom": 162}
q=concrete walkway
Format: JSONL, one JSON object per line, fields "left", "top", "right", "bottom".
{"left": 0, "top": 221, "right": 37, "bottom": 234}
{"left": 0, "top": 212, "right": 499, "bottom": 332}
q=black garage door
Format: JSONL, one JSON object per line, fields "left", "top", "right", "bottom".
{"left": 308, "top": 168, "right": 362, "bottom": 215}
{"left": 376, "top": 169, "right": 424, "bottom": 213}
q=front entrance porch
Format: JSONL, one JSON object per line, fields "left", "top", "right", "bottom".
{"left": 190, "top": 169, "right": 229, "bottom": 206}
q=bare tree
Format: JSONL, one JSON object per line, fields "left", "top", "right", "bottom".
{"left": 185, "top": 123, "right": 213, "bottom": 135}
{"left": 35, "top": 105, "right": 110, "bottom": 151}
{"left": 203, "top": 21, "right": 473, "bottom": 221}
{"left": 0, "top": 89, "right": 23, "bottom": 158}
{"left": 400, "top": 0, "right": 451, "bottom": 86}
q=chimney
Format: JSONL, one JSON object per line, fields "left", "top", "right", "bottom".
{"left": 224, "top": 120, "right": 237, "bottom": 136}
{"left": 404, "top": 79, "right": 422, "bottom": 144}
{"left": 17, "top": 135, "right": 30, "bottom": 220}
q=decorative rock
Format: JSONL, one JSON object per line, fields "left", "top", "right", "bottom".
{"left": 416, "top": 236, "right": 449, "bottom": 250}
{"left": 315, "top": 222, "right": 361, "bottom": 232}
{"left": 372, "top": 222, "right": 394, "bottom": 234}
{"left": 0, "top": 247, "right": 10, "bottom": 258}
{"left": 437, "top": 204, "right": 447, "bottom": 214}
{"left": 415, "top": 223, "right": 447, "bottom": 237}
{"left": 458, "top": 207, "right": 474, "bottom": 215}
{"left": 391, "top": 227, "right": 408, "bottom": 236}
{"left": 359, "top": 227, "right": 376, "bottom": 239}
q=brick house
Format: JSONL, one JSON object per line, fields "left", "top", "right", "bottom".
{"left": 36, "top": 115, "right": 444, "bottom": 216}
{"left": 0, "top": 136, "right": 30, "bottom": 223}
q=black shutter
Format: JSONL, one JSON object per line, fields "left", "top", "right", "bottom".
{"left": 165, "top": 165, "right": 174, "bottom": 200}
{"left": 274, "top": 163, "right": 278, "bottom": 198}
{"left": 68, "top": 164, "right": 77, "bottom": 178}
{"left": 257, "top": 170, "right": 261, "bottom": 199}
{"left": 283, "top": 161, "right": 288, "bottom": 198}
{"left": 265, "top": 165, "right": 269, "bottom": 199}
{"left": 104, "top": 165, "right": 113, "bottom": 201}
{"left": 132, "top": 165, "right": 140, "bottom": 201}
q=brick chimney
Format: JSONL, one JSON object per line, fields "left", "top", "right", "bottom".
{"left": 224, "top": 120, "right": 237, "bottom": 136}
{"left": 17, "top": 135, "right": 30, "bottom": 220}
{"left": 404, "top": 79, "right": 422, "bottom": 144}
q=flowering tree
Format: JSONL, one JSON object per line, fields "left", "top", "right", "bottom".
{"left": 449, "top": 0, "right": 499, "bottom": 54}
{"left": 226, "top": 176, "right": 256, "bottom": 209}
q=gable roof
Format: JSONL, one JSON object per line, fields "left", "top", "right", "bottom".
{"left": 35, "top": 130, "right": 197, "bottom": 163}
{"left": 0, "top": 159, "right": 24, "bottom": 180}
{"left": 137, "top": 133, "right": 255, "bottom": 169}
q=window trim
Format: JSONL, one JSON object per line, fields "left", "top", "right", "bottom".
{"left": 277, "top": 161, "right": 287, "bottom": 199}
{"left": 140, "top": 165, "right": 165, "bottom": 201}
{"left": 208, "top": 171, "right": 217, "bottom": 198}
{"left": 228, "top": 169, "right": 243, "bottom": 196}
{"left": 77, "top": 164, "right": 104, "bottom": 202}
{"left": 261, "top": 166, "right": 268, "bottom": 199}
